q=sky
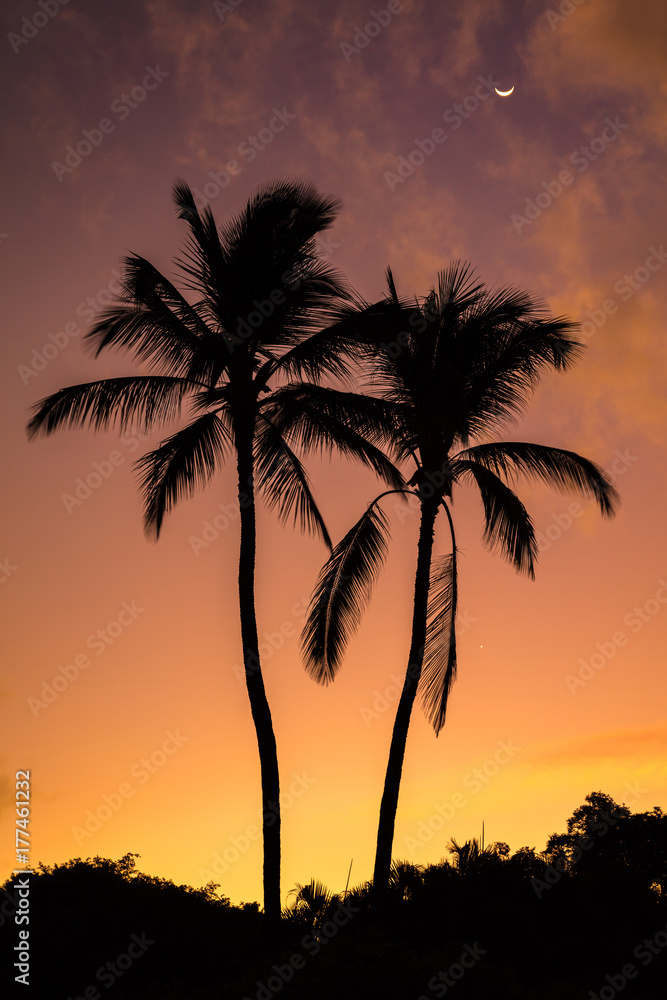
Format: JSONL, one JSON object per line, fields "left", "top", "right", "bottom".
{"left": 1, "top": 0, "right": 666, "bottom": 908}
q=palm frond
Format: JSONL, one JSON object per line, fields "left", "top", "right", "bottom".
{"left": 301, "top": 502, "right": 392, "bottom": 683}
{"left": 447, "top": 837, "right": 487, "bottom": 874}
{"left": 172, "top": 179, "right": 227, "bottom": 300}
{"left": 257, "top": 319, "right": 353, "bottom": 384}
{"left": 135, "top": 412, "right": 231, "bottom": 538}
{"left": 419, "top": 553, "right": 457, "bottom": 735}
{"left": 462, "top": 319, "right": 583, "bottom": 437}
{"left": 263, "top": 299, "right": 396, "bottom": 384}
{"left": 286, "top": 879, "right": 337, "bottom": 913}
{"left": 198, "top": 178, "right": 351, "bottom": 352}
{"left": 85, "top": 305, "right": 203, "bottom": 379}
{"left": 255, "top": 415, "right": 331, "bottom": 548}
{"left": 379, "top": 271, "right": 581, "bottom": 445}
{"left": 220, "top": 178, "right": 341, "bottom": 265}
{"left": 232, "top": 270, "right": 353, "bottom": 362}
{"left": 386, "top": 860, "right": 424, "bottom": 900}
{"left": 385, "top": 266, "right": 400, "bottom": 310}
{"left": 83, "top": 253, "right": 225, "bottom": 384}
{"left": 27, "top": 376, "right": 193, "bottom": 440}
{"left": 457, "top": 441, "right": 619, "bottom": 518}
{"left": 435, "top": 260, "right": 485, "bottom": 312}
{"left": 453, "top": 459, "right": 537, "bottom": 577}
{"left": 264, "top": 384, "right": 406, "bottom": 489}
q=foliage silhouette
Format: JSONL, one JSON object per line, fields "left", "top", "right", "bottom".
{"left": 2, "top": 795, "right": 665, "bottom": 998}
{"left": 301, "top": 263, "right": 620, "bottom": 898}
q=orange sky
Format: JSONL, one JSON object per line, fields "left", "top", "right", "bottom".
{"left": 2, "top": 0, "right": 666, "bottom": 907}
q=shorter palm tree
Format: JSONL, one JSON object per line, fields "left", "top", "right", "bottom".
{"left": 285, "top": 879, "right": 342, "bottom": 927}
{"left": 300, "top": 262, "right": 620, "bottom": 900}
{"left": 447, "top": 837, "right": 501, "bottom": 877}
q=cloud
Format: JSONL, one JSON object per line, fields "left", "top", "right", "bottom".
{"left": 143, "top": 0, "right": 308, "bottom": 171}
{"left": 524, "top": 0, "right": 667, "bottom": 141}
{"left": 0, "top": 768, "right": 14, "bottom": 820}
{"left": 530, "top": 722, "right": 667, "bottom": 767}
{"left": 460, "top": 5, "right": 667, "bottom": 452}
{"left": 426, "top": 0, "right": 503, "bottom": 88}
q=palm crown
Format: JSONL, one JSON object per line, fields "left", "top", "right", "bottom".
{"left": 28, "top": 180, "right": 399, "bottom": 538}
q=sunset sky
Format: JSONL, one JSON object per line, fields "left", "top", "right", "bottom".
{"left": 2, "top": 0, "right": 666, "bottom": 908}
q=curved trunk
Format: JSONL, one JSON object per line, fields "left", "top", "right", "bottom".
{"left": 373, "top": 497, "right": 439, "bottom": 897}
{"left": 235, "top": 416, "right": 281, "bottom": 928}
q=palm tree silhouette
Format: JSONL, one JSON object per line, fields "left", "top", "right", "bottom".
{"left": 301, "top": 262, "right": 620, "bottom": 900}
{"left": 285, "top": 878, "right": 342, "bottom": 927}
{"left": 26, "top": 179, "right": 402, "bottom": 927}
{"left": 447, "top": 837, "right": 497, "bottom": 876}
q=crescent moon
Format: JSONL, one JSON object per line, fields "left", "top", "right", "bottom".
{"left": 494, "top": 85, "right": 515, "bottom": 97}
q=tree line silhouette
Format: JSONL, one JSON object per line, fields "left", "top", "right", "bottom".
{"left": 1, "top": 793, "right": 665, "bottom": 997}
{"left": 27, "top": 178, "right": 619, "bottom": 934}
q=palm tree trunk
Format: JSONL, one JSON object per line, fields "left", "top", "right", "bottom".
{"left": 235, "top": 417, "right": 281, "bottom": 928}
{"left": 373, "top": 496, "right": 439, "bottom": 897}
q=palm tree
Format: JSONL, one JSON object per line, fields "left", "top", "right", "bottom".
{"left": 447, "top": 837, "right": 499, "bottom": 876}
{"left": 301, "top": 262, "right": 620, "bottom": 900}
{"left": 26, "top": 179, "right": 403, "bottom": 927}
{"left": 284, "top": 879, "right": 342, "bottom": 929}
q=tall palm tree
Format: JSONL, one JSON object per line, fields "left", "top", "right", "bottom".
{"left": 26, "top": 179, "right": 402, "bottom": 927}
{"left": 301, "top": 262, "right": 620, "bottom": 899}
